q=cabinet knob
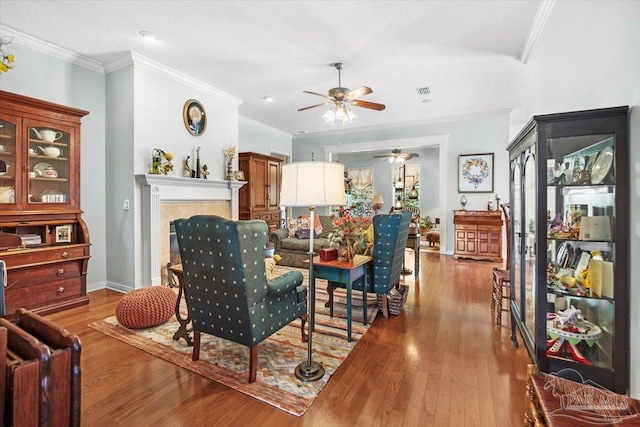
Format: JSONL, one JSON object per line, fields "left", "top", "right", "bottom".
{"left": 61, "top": 251, "right": 69, "bottom": 258}
{"left": 57, "top": 287, "right": 65, "bottom": 294}
{"left": 57, "top": 268, "right": 65, "bottom": 276}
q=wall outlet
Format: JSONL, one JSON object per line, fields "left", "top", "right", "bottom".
{"left": 123, "top": 199, "right": 130, "bottom": 210}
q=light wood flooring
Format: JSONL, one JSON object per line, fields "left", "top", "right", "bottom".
{"left": 45, "top": 251, "right": 531, "bottom": 426}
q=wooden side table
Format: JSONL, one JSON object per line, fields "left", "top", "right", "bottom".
{"left": 405, "top": 230, "right": 420, "bottom": 278}
{"left": 309, "top": 255, "right": 372, "bottom": 342}
{"left": 167, "top": 264, "right": 193, "bottom": 346}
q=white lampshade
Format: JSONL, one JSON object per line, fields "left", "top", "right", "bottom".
{"left": 280, "top": 162, "right": 346, "bottom": 207}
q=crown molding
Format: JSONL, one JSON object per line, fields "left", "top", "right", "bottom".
{"left": 0, "top": 24, "right": 104, "bottom": 73}
{"left": 292, "top": 108, "right": 513, "bottom": 140}
{"left": 105, "top": 52, "right": 243, "bottom": 106}
{"left": 239, "top": 116, "right": 292, "bottom": 138}
{"left": 519, "top": 0, "right": 556, "bottom": 64}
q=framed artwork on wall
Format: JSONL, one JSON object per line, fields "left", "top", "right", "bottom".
{"left": 458, "top": 153, "right": 494, "bottom": 193}
{"left": 55, "top": 225, "right": 71, "bottom": 243}
{"left": 183, "top": 99, "right": 207, "bottom": 136}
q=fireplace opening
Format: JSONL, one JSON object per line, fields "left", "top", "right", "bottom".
{"left": 167, "top": 221, "right": 181, "bottom": 288}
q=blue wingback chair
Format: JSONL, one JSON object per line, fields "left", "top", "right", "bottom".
{"left": 327, "top": 210, "right": 412, "bottom": 318}
{"left": 174, "top": 215, "right": 308, "bottom": 383}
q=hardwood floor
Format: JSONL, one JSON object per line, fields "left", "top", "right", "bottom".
{"left": 45, "top": 251, "right": 531, "bottom": 426}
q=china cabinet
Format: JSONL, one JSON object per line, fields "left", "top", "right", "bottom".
{"left": 238, "top": 152, "right": 282, "bottom": 234}
{"left": 507, "top": 106, "right": 629, "bottom": 393}
{"left": 0, "top": 91, "right": 90, "bottom": 315}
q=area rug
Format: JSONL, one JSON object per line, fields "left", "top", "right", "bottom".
{"left": 89, "top": 266, "right": 379, "bottom": 416}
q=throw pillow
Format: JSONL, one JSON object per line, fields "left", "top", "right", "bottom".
{"left": 295, "top": 228, "right": 317, "bottom": 239}
{"left": 301, "top": 214, "right": 323, "bottom": 235}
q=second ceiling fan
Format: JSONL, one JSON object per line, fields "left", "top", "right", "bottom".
{"left": 374, "top": 148, "right": 419, "bottom": 162}
{"left": 298, "top": 63, "right": 385, "bottom": 125}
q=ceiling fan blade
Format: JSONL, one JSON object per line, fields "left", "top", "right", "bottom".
{"left": 345, "top": 86, "right": 372, "bottom": 100}
{"left": 351, "top": 99, "right": 386, "bottom": 111}
{"left": 303, "top": 90, "right": 330, "bottom": 98}
{"left": 297, "top": 102, "right": 330, "bottom": 111}
{"left": 403, "top": 153, "right": 420, "bottom": 160}
{"left": 373, "top": 155, "right": 392, "bottom": 158}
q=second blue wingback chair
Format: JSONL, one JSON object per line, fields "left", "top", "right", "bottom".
{"left": 174, "top": 215, "right": 308, "bottom": 383}
{"left": 327, "top": 210, "right": 412, "bottom": 318}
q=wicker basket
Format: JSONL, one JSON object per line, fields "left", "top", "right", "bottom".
{"left": 377, "top": 284, "right": 409, "bottom": 315}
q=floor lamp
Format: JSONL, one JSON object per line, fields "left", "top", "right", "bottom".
{"left": 280, "top": 161, "right": 345, "bottom": 382}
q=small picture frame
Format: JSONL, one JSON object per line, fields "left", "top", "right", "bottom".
{"left": 234, "top": 170, "right": 245, "bottom": 181}
{"left": 183, "top": 99, "right": 207, "bottom": 136}
{"left": 458, "top": 153, "right": 494, "bottom": 193}
{"left": 55, "top": 225, "right": 71, "bottom": 243}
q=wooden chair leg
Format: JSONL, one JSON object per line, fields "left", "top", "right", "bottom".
{"left": 249, "top": 346, "right": 258, "bottom": 383}
{"left": 490, "top": 269, "right": 498, "bottom": 311}
{"left": 192, "top": 330, "right": 201, "bottom": 361}
{"left": 496, "top": 277, "right": 503, "bottom": 326}
{"left": 381, "top": 294, "right": 389, "bottom": 318}
{"left": 301, "top": 313, "right": 308, "bottom": 343}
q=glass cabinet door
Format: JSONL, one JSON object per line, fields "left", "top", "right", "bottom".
{"left": 545, "top": 133, "right": 616, "bottom": 370}
{"left": 25, "top": 120, "right": 74, "bottom": 206}
{"left": 523, "top": 145, "right": 537, "bottom": 350}
{"left": 0, "top": 115, "right": 18, "bottom": 205}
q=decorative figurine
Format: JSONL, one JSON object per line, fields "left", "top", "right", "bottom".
{"left": 460, "top": 195, "right": 467, "bottom": 210}
{"left": 184, "top": 155, "right": 194, "bottom": 178}
{"left": 202, "top": 164, "right": 209, "bottom": 179}
{"left": 148, "top": 148, "right": 173, "bottom": 175}
{"left": 195, "top": 147, "right": 201, "bottom": 178}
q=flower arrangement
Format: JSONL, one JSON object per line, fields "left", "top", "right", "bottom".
{"left": 0, "top": 37, "right": 15, "bottom": 74}
{"left": 224, "top": 146, "right": 236, "bottom": 160}
{"left": 327, "top": 216, "right": 372, "bottom": 260}
{"left": 149, "top": 148, "right": 174, "bottom": 175}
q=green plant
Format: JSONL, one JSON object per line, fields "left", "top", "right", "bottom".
{"left": 419, "top": 216, "right": 433, "bottom": 230}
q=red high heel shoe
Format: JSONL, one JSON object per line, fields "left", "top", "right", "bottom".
{"left": 547, "top": 337, "right": 565, "bottom": 356}
{"left": 567, "top": 342, "right": 591, "bottom": 365}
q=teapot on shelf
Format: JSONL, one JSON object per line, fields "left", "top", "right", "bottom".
{"left": 38, "top": 146, "right": 61, "bottom": 158}
{"left": 31, "top": 128, "right": 63, "bottom": 143}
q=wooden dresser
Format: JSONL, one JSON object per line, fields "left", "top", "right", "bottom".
{"left": 238, "top": 152, "right": 282, "bottom": 234}
{"left": 453, "top": 209, "right": 502, "bottom": 263}
{"left": 525, "top": 364, "right": 640, "bottom": 426}
{"left": 0, "top": 91, "right": 90, "bottom": 315}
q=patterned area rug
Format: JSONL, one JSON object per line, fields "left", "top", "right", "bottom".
{"left": 89, "top": 266, "right": 379, "bottom": 416}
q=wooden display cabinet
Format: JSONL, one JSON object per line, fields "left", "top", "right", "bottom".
{"left": 0, "top": 91, "right": 90, "bottom": 315}
{"left": 453, "top": 210, "right": 503, "bottom": 263}
{"left": 238, "top": 152, "right": 282, "bottom": 234}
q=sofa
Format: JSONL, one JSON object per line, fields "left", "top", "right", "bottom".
{"left": 270, "top": 215, "right": 336, "bottom": 268}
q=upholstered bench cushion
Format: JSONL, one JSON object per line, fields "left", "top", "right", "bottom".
{"left": 116, "top": 286, "right": 177, "bottom": 329}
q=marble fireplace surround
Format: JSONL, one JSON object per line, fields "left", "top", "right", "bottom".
{"left": 137, "top": 174, "right": 246, "bottom": 286}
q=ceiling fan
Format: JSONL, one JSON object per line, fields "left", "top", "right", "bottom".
{"left": 298, "top": 63, "right": 386, "bottom": 124}
{"left": 374, "top": 148, "right": 419, "bottom": 162}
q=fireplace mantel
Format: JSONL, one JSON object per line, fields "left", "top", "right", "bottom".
{"left": 136, "top": 174, "right": 246, "bottom": 286}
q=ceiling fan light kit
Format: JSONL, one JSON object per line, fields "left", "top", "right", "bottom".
{"left": 299, "top": 63, "right": 385, "bottom": 125}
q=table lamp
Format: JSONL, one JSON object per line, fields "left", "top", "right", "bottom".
{"left": 280, "top": 161, "right": 346, "bottom": 382}
{"left": 371, "top": 194, "right": 384, "bottom": 214}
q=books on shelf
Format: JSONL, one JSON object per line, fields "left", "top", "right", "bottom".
{"left": 19, "top": 233, "right": 42, "bottom": 246}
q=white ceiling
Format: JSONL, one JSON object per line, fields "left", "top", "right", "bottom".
{"left": 0, "top": 1, "right": 546, "bottom": 136}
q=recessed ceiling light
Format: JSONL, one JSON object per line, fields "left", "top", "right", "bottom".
{"left": 264, "top": 96, "right": 274, "bottom": 102}
{"left": 298, "top": 130, "right": 308, "bottom": 134}
{"left": 139, "top": 31, "right": 158, "bottom": 42}
{"left": 421, "top": 99, "right": 434, "bottom": 104}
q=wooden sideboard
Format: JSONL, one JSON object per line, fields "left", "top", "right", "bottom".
{"left": 453, "top": 210, "right": 503, "bottom": 263}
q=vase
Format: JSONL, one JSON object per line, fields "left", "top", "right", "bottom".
{"left": 225, "top": 158, "right": 234, "bottom": 181}
{"left": 338, "top": 240, "right": 354, "bottom": 262}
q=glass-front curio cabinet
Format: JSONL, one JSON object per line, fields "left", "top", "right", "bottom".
{"left": 507, "top": 107, "right": 629, "bottom": 393}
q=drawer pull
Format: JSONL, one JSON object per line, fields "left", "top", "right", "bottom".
{"left": 61, "top": 251, "right": 69, "bottom": 258}
{"left": 57, "top": 268, "right": 65, "bottom": 276}
{"left": 57, "top": 287, "right": 65, "bottom": 294}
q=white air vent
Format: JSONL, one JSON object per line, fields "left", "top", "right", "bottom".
{"left": 416, "top": 87, "right": 431, "bottom": 96}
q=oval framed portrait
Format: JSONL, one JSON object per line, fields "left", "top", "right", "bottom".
{"left": 183, "top": 99, "right": 207, "bottom": 136}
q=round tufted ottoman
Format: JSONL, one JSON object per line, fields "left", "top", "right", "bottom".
{"left": 116, "top": 286, "right": 177, "bottom": 329}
